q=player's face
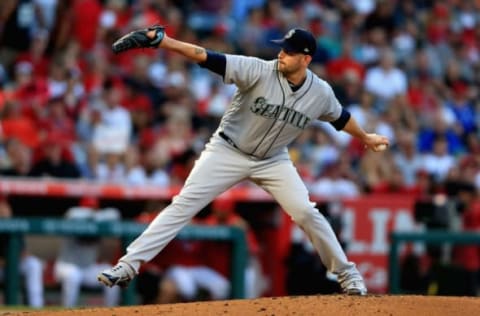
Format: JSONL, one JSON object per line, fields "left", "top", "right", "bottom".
{"left": 277, "top": 49, "right": 310, "bottom": 75}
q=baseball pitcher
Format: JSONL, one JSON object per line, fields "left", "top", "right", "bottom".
{"left": 98, "top": 25, "right": 390, "bottom": 296}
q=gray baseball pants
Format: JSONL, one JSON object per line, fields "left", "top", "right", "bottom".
{"left": 120, "top": 135, "right": 356, "bottom": 275}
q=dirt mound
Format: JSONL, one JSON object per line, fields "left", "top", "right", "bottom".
{"left": 5, "top": 295, "right": 480, "bottom": 316}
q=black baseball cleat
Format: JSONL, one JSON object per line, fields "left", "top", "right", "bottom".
{"left": 98, "top": 261, "right": 136, "bottom": 288}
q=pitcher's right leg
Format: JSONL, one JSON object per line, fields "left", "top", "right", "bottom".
{"left": 99, "top": 138, "right": 249, "bottom": 288}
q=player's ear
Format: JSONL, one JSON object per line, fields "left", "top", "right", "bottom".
{"left": 304, "top": 54, "right": 312, "bottom": 66}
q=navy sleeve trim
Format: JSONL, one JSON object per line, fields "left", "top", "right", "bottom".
{"left": 330, "top": 108, "right": 351, "bottom": 131}
{"left": 198, "top": 50, "right": 226, "bottom": 78}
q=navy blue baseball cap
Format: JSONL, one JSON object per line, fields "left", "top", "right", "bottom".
{"left": 271, "top": 28, "right": 317, "bottom": 56}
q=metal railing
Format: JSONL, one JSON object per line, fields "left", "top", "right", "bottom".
{"left": 0, "top": 218, "right": 247, "bottom": 305}
{"left": 388, "top": 230, "right": 480, "bottom": 294}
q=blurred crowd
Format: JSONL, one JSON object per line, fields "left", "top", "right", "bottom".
{"left": 0, "top": 0, "right": 479, "bottom": 197}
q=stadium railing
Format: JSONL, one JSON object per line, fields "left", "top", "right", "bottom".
{"left": 388, "top": 231, "right": 480, "bottom": 294}
{"left": 0, "top": 218, "right": 247, "bottom": 306}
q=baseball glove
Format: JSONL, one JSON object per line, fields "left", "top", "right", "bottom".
{"left": 111, "top": 25, "right": 165, "bottom": 54}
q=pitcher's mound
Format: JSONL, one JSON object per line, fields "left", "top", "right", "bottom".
{"left": 8, "top": 295, "right": 480, "bottom": 316}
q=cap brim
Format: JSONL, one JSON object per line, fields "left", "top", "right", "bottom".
{"left": 270, "top": 39, "right": 295, "bottom": 52}
{"left": 270, "top": 39, "right": 285, "bottom": 45}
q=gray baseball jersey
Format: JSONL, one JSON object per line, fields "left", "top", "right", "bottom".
{"left": 219, "top": 54, "right": 341, "bottom": 159}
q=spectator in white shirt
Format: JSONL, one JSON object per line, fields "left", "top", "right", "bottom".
{"left": 365, "top": 49, "right": 407, "bottom": 104}
{"left": 310, "top": 161, "right": 360, "bottom": 200}
{"left": 420, "top": 136, "right": 456, "bottom": 183}
{"left": 92, "top": 79, "right": 132, "bottom": 156}
{"left": 393, "top": 131, "right": 423, "bottom": 186}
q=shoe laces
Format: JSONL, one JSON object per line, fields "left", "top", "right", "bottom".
{"left": 114, "top": 262, "right": 136, "bottom": 278}
{"left": 338, "top": 270, "right": 364, "bottom": 289}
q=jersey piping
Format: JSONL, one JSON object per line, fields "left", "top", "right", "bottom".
{"left": 260, "top": 72, "right": 313, "bottom": 158}
{"left": 249, "top": 60, "right": 286, "bottom": 157}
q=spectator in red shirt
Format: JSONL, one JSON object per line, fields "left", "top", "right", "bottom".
{"left": 120, "top": 87, "right": 153, "bottom": 139}
{"left": 425, "top": 3, "right": 451, "bottom": 45}
{"left": 37, "top": 97, "right": 77, "bottom": 146}
{"left": 71, "top": 0, "right": 102, "bottom": 51}
{"left": 15, "top": 29, "right": 51, "bottom": 78}
{"left": 7, "top": 61, "right": 49, "bottom": 122}
{"left": 326, "top": 39, "right": 365, "bottom": 84}
{"left": 370, "top": 166, "right": 421, "bottom": 196}
{"left": 0, "top": 101, "right": 40, "bottom": 149}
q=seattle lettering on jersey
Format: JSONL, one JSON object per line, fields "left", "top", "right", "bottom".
{"left": 250, "top": 97, "right": 311, "bottom": 129}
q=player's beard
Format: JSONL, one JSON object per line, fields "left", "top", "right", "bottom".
{"left": 278, "top": 61, "right": 303, "bottom": 79}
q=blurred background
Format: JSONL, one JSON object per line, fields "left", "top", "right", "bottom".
{"left": 0, "top": 0, "right": 479, "bottom": 309}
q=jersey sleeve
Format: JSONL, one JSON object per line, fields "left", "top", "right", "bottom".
{"left": 224, "top": 54, "right": 266, "bottom": 90}
{"left": 317, "top": 83, "right": 343, "bottom": 122}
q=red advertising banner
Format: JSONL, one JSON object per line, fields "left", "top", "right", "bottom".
{"left": 0, "top": 178, "right": 275, "bottom": 201}
{"left": 342, "top": 194, "right": 417, "bottom": 293}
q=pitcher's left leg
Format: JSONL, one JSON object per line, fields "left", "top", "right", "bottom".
{"left": 251, "top": 158, "right": 366, "bottom": 294}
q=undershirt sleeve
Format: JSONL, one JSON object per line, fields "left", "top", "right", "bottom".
{"left": 329, "top": 108, "right": 351, "bottom": 131}
{"left": 198, "top": 50, "right": 226, "bottom": 78}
